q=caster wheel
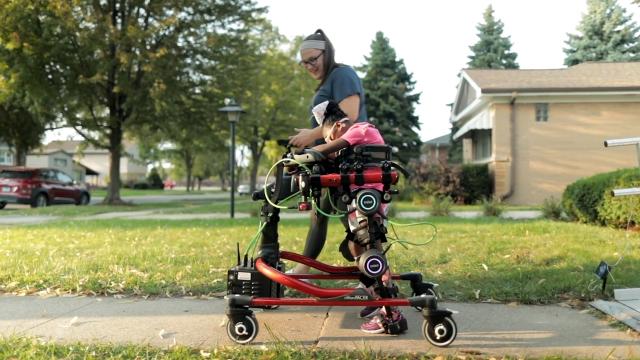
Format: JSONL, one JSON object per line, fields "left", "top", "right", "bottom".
{"left": 226, "top": 315, "right": 259, "bottom": 344}
{"left": 413, "top": 287, "right": 437, "bottom": 312}
{"left": 423, "top": 316, "right": 457, "bottom": 347}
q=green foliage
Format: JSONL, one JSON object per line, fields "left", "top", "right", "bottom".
{"left": 360, "top": 32, "right": 422, "bottom": 164}
{"left": 467, "top": 5, "right": 519, "bottom": 69}
{"left": 541, "top": 197, "right": 564, "bottom": 221}
{"left": 481, "top": 196, "right": 503, "bottom": 217}
{"left": 0, "top": 0, "right": 265, "bottom": 202}
{"left": 0, "top": 103, "right": 46, "bottom": 165}
{"left": 235, "top": 32, "right": 315, "bottom": 192}
{"left": 447, "top": 126, "right": 463, "bottom": 165}
{"left": 408, "top": 162, "right": 491, "bottom": 204}
{"left": 598, "top": 179, "right": 640, "bottom": 227}
{"left": 562, "top": 168, "right": 640, "bottom": 224}
{"left": 460, "top": 164, "right": 492, "bottom": 204}
{"left": 429, "top": 195, "right": 453, "bottom": 216}
{"left": 146, "top": 167, "right": 164, "bottom": 190}
{"left": 564, "top": 0, "right": 640, "bottom": 66}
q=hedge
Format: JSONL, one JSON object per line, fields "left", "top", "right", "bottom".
{"left": 562, "top": 168, "right": 640, "bottom": 226}
{"left": 460, "top": 164, "right": 492, "bottom": 204}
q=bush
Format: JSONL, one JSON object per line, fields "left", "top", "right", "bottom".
{"left": 481, "top": 196, "right": 503, "bottom": 217}
{"left": 460, "top": 164, "right": 492, "bottom": 204}
{"left": 541, "top": 197, "right": 564, "bottom": 220}
{"left": 132, "top": 182, "right": 149, "bottom": 190}
{"left": 147, "top": 168, "right": 164, "bottom": 190}
{"left": 597, "top": 178, "right": 640, "bottom": 228}
{"left": 429, "top": 195, "right": 452, "bottom": 216}
{"left": 562, "top": 168, "right": 640, "bottom": 224}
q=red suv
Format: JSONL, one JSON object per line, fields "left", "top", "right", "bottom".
{"left": 0, "top": 167, "right": 91, "bottom": 209}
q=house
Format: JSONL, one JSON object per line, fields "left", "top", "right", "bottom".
{"left": 26, "top": 149, "right": 75, "bottom": 177}
{"left": 0, "top": 142, "right": 13, "bottom": 166}
{"left": 421, "top": 134, "right": 451, "bottom": 165}
{"left": 38, "top": 140, "right": 147, "bottom": 186}
{"left": 450, "top": 62, "right": 640, "bottom": 205}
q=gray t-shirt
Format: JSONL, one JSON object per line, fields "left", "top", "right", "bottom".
{"left": 310, "top": 65, "right": 367, "bottom": 128}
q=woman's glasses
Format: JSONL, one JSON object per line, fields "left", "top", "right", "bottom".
{"left": 300, "top": 51, "right": 324, "bottom": 67}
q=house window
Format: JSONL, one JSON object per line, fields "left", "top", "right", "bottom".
{"left": 472, "top": 130, "right": 492, "bottom": 161}
{"left": 535, "top": 103, "right": 549, "bottom": 122}
{"left": 53, "top": 158, "right": 68, "bottom": 167}
{"left": 0, "top": 150, "right": 13, "bottom": 165}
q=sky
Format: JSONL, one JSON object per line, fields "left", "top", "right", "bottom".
{"left": 254, "top": 0, "right": 640, "bottom": 142}
{"left": 47, "top": 0, "right": 640, "bottom": 143}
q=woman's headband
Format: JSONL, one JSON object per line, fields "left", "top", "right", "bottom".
{"left": 300, "top": 39, "right": 326, "bottom": 51}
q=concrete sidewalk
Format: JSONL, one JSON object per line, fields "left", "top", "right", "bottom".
{"left": 1, "top": 295, "right": 637, "bottom": 358}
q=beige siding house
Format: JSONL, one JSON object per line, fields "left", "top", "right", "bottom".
{"left": 39, "top": 140, "right": 147, "bottom": 186}
{"left": 451, "top": 62, "right": 640, "bottom": 205}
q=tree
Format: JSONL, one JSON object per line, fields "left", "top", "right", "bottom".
{"left": 449, "top": 5, "right": 519, "bottom": 163}
{"left": 0, "top": 0, "right": 264, "bottom": 203}
{"left": 564, "top": 0, "right": 640, "bottom": 66}
{"left": 467, "top": 5, "right": 519, "bottom": 69}
{"left": 235, "top": 32, "right": 315, "bottom": 192}
{"left": 0, "top": 102, "right": 45, "bottom": 165}
{"left": 360, "top": 31, "right": 421, "bottom": 164}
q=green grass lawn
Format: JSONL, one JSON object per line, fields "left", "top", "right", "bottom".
{"left": 0, "top": 337, "right": 431, "bottom": 360}
{"left": 0, "top": 198, "right": 537, "bottom": 219}
{"left": 1, "top": 214, "right": 637, "bottom": 303}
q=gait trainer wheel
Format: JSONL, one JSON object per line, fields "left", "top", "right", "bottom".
{"left": 422, "top": 316, "right": 457, "bottom": 347}
{"left": 226, "top": 315, "right": 259, "bottom": 344}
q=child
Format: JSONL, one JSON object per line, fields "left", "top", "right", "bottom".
{"left": 290, "top": 100, "right": 404, "bottom": 334}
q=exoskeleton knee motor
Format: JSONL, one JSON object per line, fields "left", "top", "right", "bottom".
{"left": 357, "top": 248, "right": 388, "bottom": 278}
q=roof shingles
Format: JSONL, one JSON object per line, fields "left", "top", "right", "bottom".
{"left": 464, "top": 62, "right": 640, "bottom": 93}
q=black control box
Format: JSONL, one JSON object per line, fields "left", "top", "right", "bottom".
{"left": 227, "top": 261, "right": 285, "bottom": 300}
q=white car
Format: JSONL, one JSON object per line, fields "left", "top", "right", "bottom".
{"left": 237, "top": 184, "right": 250, "bottom": 195}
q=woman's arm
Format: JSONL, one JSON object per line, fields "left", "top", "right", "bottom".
{"left": 339, "top": 95, "right": 360, "bottom": 121}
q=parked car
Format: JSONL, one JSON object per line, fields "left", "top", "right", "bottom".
{"left": 237, "top": 184, "right": 250, "bottom": 195}
{"left": 0, "top": 167, "right": 91, "bottom": 209}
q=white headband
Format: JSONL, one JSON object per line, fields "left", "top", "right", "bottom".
{"left": 312, "top": 101, "right": 329, "bottom": 126}
{"left": 300, "top": 39, "right": 326, "bottom": 50}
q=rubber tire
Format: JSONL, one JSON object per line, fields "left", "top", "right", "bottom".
{"left": 32, "top": 194, "right": 48, "bottom": 208}
{"left": 0, "top": 202, "right": 6, "bottom": 210}
{"left": 77, "top": 193, "right": 90, "bottom": 206}
{"left": 422, "top": 316, "right": 457, "bottom": 347}
{"left": 413, "top": 287, "right": 437, "bottom": 312}
{"left": 226, "top": 315, "right": 259, "bottom": 345}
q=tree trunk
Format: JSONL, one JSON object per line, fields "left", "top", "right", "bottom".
{"left": 249, "top": 141, "right": 265, "bottom": 193}
{"left": 14, "top": 145, "right": 27, "bottom": 166}
{"left": 104, "top": 124, "right": 123, "bottom": 204}
{"left": 219, "top": 170, "right": 227, "bottom": 191}
{"left": 183, "top": 150, "right": 194, "bottom": 192}
{"left": 197, "top": 177, "right": 202, "bottom": 191}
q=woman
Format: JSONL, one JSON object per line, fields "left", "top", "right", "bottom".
{"left": 288, "top": 29, "right": 367, "bottom": 275}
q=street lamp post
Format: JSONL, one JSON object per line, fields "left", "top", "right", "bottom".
{"left": 219, "top": 99, "right": 245, "bottom": 219}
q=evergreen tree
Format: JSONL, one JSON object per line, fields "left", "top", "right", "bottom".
{"left": 449, "top": 5, "right": 519, "bottom": 164}
{"left": 360, "top": 32, "right": 421, "bottom": 164}
{"left": 564, "top": 0, "right": 640, "bottom": 66}
{"left": 467, "top": 5, "right": 519, "bottom": 69}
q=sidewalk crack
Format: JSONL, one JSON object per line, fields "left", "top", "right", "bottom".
{"left": 314, "top": 306, "right": 331, "bottom": 348}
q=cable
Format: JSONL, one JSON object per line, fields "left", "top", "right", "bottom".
{"left": 262, "top": 158, "right": 312, "bottom": 209}
{"left": 384, "top": 220, "right": 438, "bottom": 251}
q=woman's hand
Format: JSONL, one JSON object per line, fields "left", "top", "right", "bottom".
{"left": 288, "top": 127, "right": 322, "bottom": 148}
